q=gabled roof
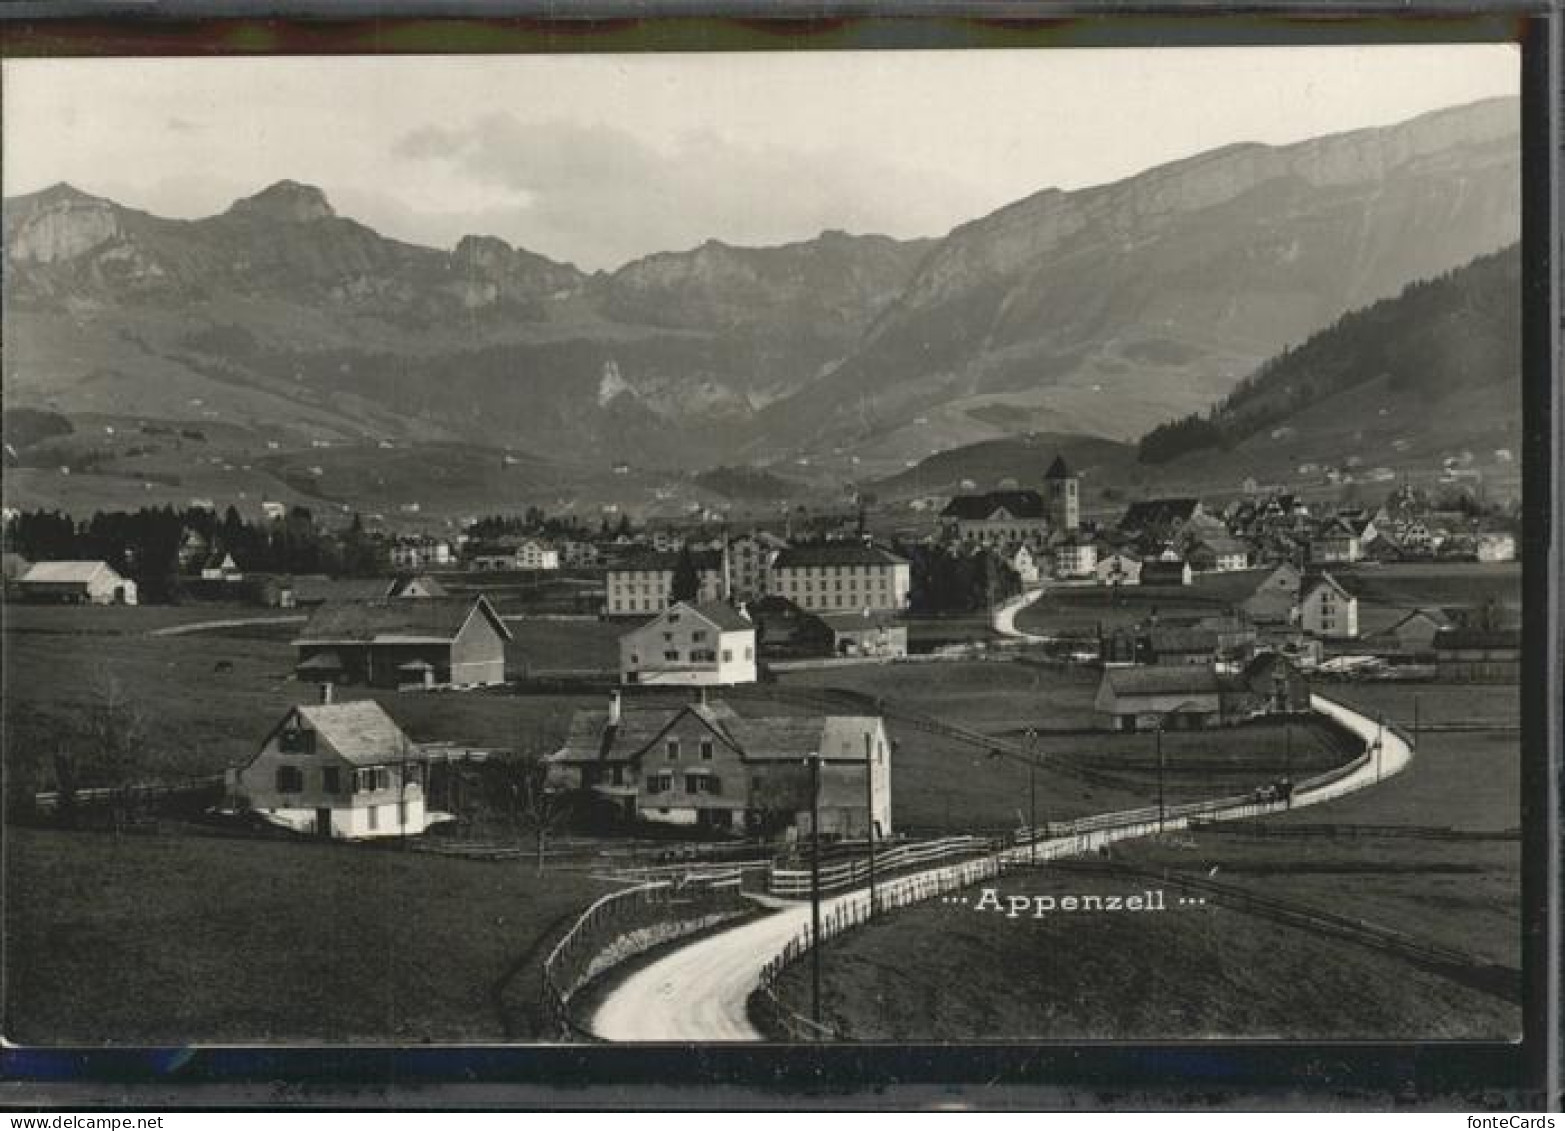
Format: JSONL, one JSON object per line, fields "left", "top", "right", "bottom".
{"left": 1382, "top": 607, "right": 1455, "bottom": 635}
{"left": 626, "top": 600, "right": 753, "bottom": 635}
{"left": 940, "top": 490, "right": 1046, "bottom": 521}
{"left": 609, "top": 550, "right": 723, "bottom": 573}
{"left": 552, "top": 700, "right": 881, "bottom": 766}
{"left": 1100, "top": 666, "right": 1224, "bottom": 699}
{"left": 387, "top": 574, "right": 449, "bottom": 598}
{"left": 291, "top": 700, "right": 412, "bottom": 767}
{"left": 1187, "top": 534, "right": 1251, "bottom": 556}
{"left": 294, "top": 595, "right": 511, "bottom": 645}
{"left": 1301, "top": 571, "right": 1357, "bottom": 601}
{"left": 772, "top": 543, "right": 909, "bottom": 569}
{"left": 19, "top": 560, "right": 117, "bottom": 584}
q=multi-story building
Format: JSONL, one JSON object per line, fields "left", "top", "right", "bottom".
{"left": 769, "top": 543, "right": 910, "bottom": 614}
{"left": 551, "top": 693, "right": 891, "bottom": 838}
{"left": 1298, "top": 572, "right": 1359, "bottom": 639}
{"left": 619, "top": 601, "right": 757, "bottom": 687}
{"left": 604, "top": 550, "right": 724, "bottom": 616}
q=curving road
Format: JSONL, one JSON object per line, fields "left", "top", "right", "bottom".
{"left": 991, "top": 586, "right": 1050, "bottom": 642}
{"left": 589, "top": 692, "right": 1412, "bottom": 1041}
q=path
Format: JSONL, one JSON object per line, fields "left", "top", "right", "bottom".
{"left": 149, "top": 614, "right": 306, "bottom": 637}
{"left": 589, "top": 693, "right": 1412, "bottom": 1041}
{"left": 991, "top": 586, "right": 1051, "bottom": 642}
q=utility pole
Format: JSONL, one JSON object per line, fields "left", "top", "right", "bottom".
{"left": 1026, "top": 727, "right": 1039, "bottom": 865}
{"left": 1156, "top": 722, "right": 1166, "bottom": 832}
{"left": 1376, "top": 714, "right": 1385, "bottom": 782}
{"left": 863, "top": 732, "right": 877, "bottom": 918}
{"left": 807, "top": 750, "right": 823, "bottom": 1037}
{"left": 1413, "top": 693, "right": 1420, "bottom": 747}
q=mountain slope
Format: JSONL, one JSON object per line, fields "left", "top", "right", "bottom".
{"left": 760, "top": 97, "right": 1520, "bottom": 461}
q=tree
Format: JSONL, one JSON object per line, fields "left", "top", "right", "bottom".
{"left": 670, "top": 545, "right": 701, "bottom": 603}
{"left": 52, "top": 670, "right": 148, "bottom": 832}
{"left": 483, "top": 751, "right": 574, "bottom": 873}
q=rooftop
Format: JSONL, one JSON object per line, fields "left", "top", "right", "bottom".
{"left": 292, "top": 700, "right": 412, "bottom": 767}
{"left": 294, "top": 595, "right": 511, "bottom": 644}
{"left": 773, "top": 543, "right": 909, "bottom": 569}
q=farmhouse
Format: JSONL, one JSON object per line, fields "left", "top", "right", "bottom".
{"left": 514, "top": 540, "right": 560, "bottom": 571}
{"left": 550, "top": 693, "right": 891, "bottom": 838}
{"left": 386, "top": 574, "right": 449, "bottom": 599}
{"left": 1005, "top": 543, "right": 1042, "bottom": 586}
{"left": 1146, "top": 618, "right": 1256, "bottom": 667}
{"left": 619, "top": 601, "right": 757, "bottom": 687}
{"left": 605, "top": 550, "right": 724, "bottom": 616}
{"left": 1433, "top": 627, "right": 1521, "bottom": 683}
{"left": 1093, "top": 666, "right": 1226, "bottom": 732}
{"left": 1234, "top": 652, "right": 1311, "bottom": 715}
{"left": 16, "top": 561, "right": 137, "bottom": 605}
{"left": 940, "top": 490, "right": 1049, "bottom": 546}
{"left": 770, "top": 543, "right": 910, "bottom": 614}
{"left": 293, "top": 595, "right": 511, "bottom": 688}
{"left": 234, "top": 694, "right": 435, "bottom": 839}
{"left": 1298, "top": 572, "right": 1360, "bottom": 640}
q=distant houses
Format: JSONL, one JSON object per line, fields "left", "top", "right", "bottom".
{"left": 234, "top": 694, "right": 435, "bottom": 839}
{"left": 16, "top": 560, "right": 137, "bottom": 605}
{"left": 619, "top": 601, "right": 757, "bottom": 687}
{"left": 550, "top": 693, "right": 891, "bottom": 837}
{"left": 1095, "top": 551, "right": 1143, "bottom": 587}
{"left": 292, "top": 594, "right": 511, "bottom": 688}
{"left": 1241, "top": 564, "right": 1303, "bottom": 624}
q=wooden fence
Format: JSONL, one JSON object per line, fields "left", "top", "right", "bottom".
{"left": 539, "top": 868, "right": 749, "bottom": 1038}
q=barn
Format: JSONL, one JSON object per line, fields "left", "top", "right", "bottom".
{"left": 1093, "top": 666, "right": 1226, "bottom": 732}
{"left": 293, "top": 595, "right": 511, "bottom": 688}
{"left": 16, "top": 560, "right": 137, "bottom": 605}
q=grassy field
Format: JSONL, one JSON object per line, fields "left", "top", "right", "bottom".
{"left": 3, "top": 826, "right": 619, "bottom": 1044}
{"left": 769, "top": 672, "right": 1523, "bottom": 1040}
{"left": 771, "top": 865, "right": 1518, "bottom": 1040}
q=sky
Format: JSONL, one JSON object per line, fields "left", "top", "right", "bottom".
{"left": 2, "top": 45, "right": 1518, "bottom": 271}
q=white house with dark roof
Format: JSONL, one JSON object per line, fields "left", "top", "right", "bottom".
{"left": 16, "top": 560, "right": 137, "bottom": 605}
{"left": 550, "top": 693, "right": 890, "bottom": 837}
{"left": 234, "top": 695, "right": 434, "bottom": 839}
{"left": 1299, "top": 572, "right": 1360, "bottom": 639}
{"left": 769, "top": 543, "right": 910, "bottom": 614}
{"left": 619, "top": 601, "right": 757, "bottom": 687}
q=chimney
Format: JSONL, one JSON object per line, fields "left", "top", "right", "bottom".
{"left": 607, "top": 689, "right": 621, "bottom": 727}
{"left": 319, "top": 682, "right": 333, "bottom": 705}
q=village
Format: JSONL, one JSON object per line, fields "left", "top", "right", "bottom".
{"left": 1, "top": 440, "right": 1524, "bottom": 1042}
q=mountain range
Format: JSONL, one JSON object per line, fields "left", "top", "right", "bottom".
{"left": 2, "top": 95, "right": 1520, "bottom": 505}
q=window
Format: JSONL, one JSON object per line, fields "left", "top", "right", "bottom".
{"left": 275, "top": 766, "right": 303, "bottom": 794}
{"left": 322, "top": 767, "right": 340, "bottom": 793}
{"left": 354, "top": 767, "right": 391, "bottom": 793}
{"left": 368, "top": 806, "right": 379, "bottom": 831}
{"left": 700, "top": 739, "right": 714, "bottom": 761}
{"left": 745, "top": 646, "right": 754, "bottom": 660}
{"left": 666, "top": 739, "right": 680, "bottom": 761}
{"left": 691, "top": 630, "right": 707, "bottom": 642}
{"left": 721, "top": 649, "right": 732, "bottom": 663}
{"left": 612, "top": 765, "right": 625, "bottom": 785}
{"left": 278, "top": 726, "right": 314, "bottom": 755}
{"left": 664, "top": 650, "right": 680, "bottom": 662}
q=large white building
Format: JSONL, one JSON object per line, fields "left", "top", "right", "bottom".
{"left": 619, "top": 601, "right": 757, "bottom": 687}
{"left": 605, "top": 550, "right": 724, "bottom": 616}
{"left": 769, "top": 544, "right": 910, "bottom": 614}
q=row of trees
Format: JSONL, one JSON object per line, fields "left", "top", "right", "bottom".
{"left": 3, "top": 505, "right": 380, "bottom": 602}
{"left": 900, "top": 543, "right": 1022, "bottom": 615}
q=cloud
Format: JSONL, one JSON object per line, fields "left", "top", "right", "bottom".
{"left": 388, "top": 113, "right": 973, "bottom": 270}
